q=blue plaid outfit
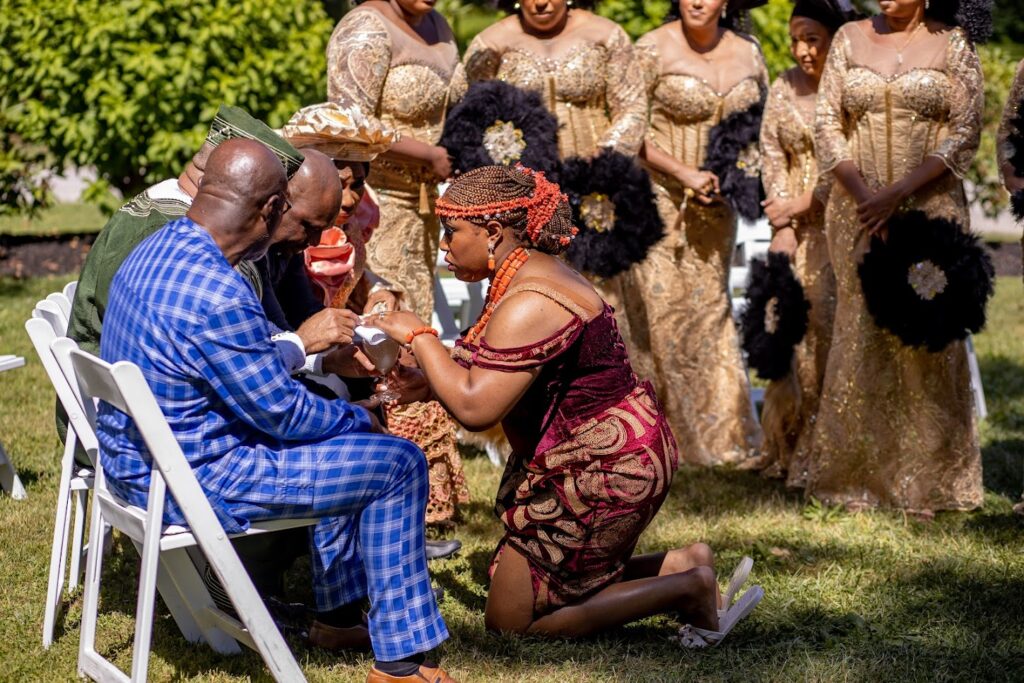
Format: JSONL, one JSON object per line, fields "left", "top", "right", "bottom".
{"left": 98, "top": 217, "right": 447, "bottom": 659}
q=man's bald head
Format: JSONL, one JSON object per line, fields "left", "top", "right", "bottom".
{"left": 200, "top": 138, "right": 287, "bottom": 209}
{"left": 272, "top": 148, "right": 345, "bottom": 256}
{"left": 187, "top": 138, "right": 289, "bottom": 264}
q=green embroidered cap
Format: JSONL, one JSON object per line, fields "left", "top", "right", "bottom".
{"left": 206, "top": 105, "right": 305, "bottom": 177}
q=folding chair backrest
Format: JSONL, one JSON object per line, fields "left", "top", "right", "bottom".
{"left": 33, "top": 299, "right": 68, "bottom": 337}
{"left": 63, "top": 280, "right": 78, "bottom": 303}
{"left": 25, "top": 321, "right": 99, "bottom": 460}
{"left": 47, "top": 292, "right": 72, "bottom": 320}
{"left": 48, "top": 337, "right": 100, "bottom": 458}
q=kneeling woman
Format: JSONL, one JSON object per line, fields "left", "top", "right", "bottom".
{"left": 376, "top": 165, "right": 761, "bottom": 645}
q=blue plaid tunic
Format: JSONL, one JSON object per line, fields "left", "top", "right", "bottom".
{"left": 98, "top": 217, "right": 447, "bottom": 659}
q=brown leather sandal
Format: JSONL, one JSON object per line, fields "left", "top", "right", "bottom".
{"left": 365, "top": 664, "right": 458, "bottom": 682}
{"left": 307, "top": 620, "right": 372, "bottom": 652}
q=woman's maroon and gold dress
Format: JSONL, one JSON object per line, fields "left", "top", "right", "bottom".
{"left": 453, "top": 277, "right": 679, "bottom": 614}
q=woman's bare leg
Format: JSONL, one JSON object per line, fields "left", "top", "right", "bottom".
{"left": 622, "top": 543, "right": 716, "bottom": 580}
{"left": 485, "top": 544, "right": 719, "bottom": 638}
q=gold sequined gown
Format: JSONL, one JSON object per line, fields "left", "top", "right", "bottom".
{"left": 629, "top": 26, "right": 767, "bottom": 466}
{"left": 459, "top": 11, "right": 648, "bottom": 366}
{"left": 327, "top": 6, "right": 469, "bottom": 525}
{"left": 807, "top": 22, "right": 983, "bottom": 511}
{"left": 757, "top": 68, "right": 836, "bottom": 486}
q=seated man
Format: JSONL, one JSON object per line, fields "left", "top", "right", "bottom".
{"left": 96, "top": 139, "right": 453, "bottom": 683}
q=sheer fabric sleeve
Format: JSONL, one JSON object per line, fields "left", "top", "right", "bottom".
{"left": 326, "top": 10, "right": 392, "bottom": 116}
{"left": 462, "top": 33, "right": 502, "bottom": 83}
{"left": 634, "top": 37, "right": 661, "bottom": 97}
{"left": 930, "top": 28, "right": 983, "bottom": 178}
{"left": 598, "top": 25, "right": 648, "bottom": 156}
{"left": 760, "top": 76, "right": 791, "bottom": 199}
{"left": 997, "top": 60, "right": 1024, "bottom": 179}
{"left": 814, "top": 26, "right": 853, "bottom": 174}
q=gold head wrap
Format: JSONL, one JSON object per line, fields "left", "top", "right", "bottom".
{"left": 280, "top": 103, "right": 398, "bottom": 162}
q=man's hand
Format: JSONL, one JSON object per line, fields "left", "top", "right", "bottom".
{"left": 363, "top": 289, "right": 399, "bottom": 315}
{"left": 296, "top": 308, "right": 360, "bottom": 354}
{"left": 322, "top": 344, "right": 378, "bottom": 378}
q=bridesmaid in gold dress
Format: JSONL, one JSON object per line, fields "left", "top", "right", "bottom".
{"left": 631, "top": 0, "right": 768, "bottom": 466}
{"left": 327, "top": 0, "right": 469, "bottom": 527}
{"left": 807, "top": 2, "right": 985, "bottom": 513}
{"left": 756, "top": 0, "right": 848, "bottom": 485}
{"left": 458, "top": 0, "right": 648, "bottom": 354}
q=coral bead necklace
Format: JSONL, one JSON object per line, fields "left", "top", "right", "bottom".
{"left": 463, "top": 246, "right": 530, "bottom": 344}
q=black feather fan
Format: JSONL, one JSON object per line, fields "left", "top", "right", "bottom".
{"left": 739, "top": 252, "right": 810, "bottom": 381}
{"left": 439, "top": 80, "right": 560, "bottom": 179}
{"left": 560, "top": 149, "right": 665, "bottom": 279}
{"left": 857, "top": 211, "right": 994, "bottom": 352}
{"left": 701, "top": 91, "right": 767, "bottom": 222}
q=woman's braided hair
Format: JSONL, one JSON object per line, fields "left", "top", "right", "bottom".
{"left": 436, "top": 165, "right": 577, "bottom": 255}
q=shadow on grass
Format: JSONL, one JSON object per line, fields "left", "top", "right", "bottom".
{"left": 981, "top": 438, "right": 1024, "bottom": 498}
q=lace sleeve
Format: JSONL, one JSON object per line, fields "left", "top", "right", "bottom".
{"left": 326, "top": 10, "right": 392, "bottom": 116}
{"left": 760, "top": 76, "right": 790, "bottom": 199}
{"left": 463, "top": 33, "right": 502, "bottom": 83}
{"left": 930, "top": 28, "right": 983, "bottom": 178}
{"left": 814, "top": 26, "right": 852, "bottom": 173}
{"left": 598, "top": 25, "right": 648, "bottom": 156}
{"left": 634, "top": 38, "right": 661, "bottom": 97}
{"left": 997, "top": 60, "right": 1024, "bottom": 178}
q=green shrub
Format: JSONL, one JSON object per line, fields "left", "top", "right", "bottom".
{"left": 0, "top": 0, "right": 334, "bottom": 208}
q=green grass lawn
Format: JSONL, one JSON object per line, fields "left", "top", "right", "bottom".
{"left": 0, "top": 203, "right": 106, "bottom": 237}
{"left": 1, "top": 275, "right": 1023, "bottom": 682}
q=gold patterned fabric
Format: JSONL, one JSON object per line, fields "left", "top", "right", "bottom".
{"left": 386, "top": 401, "right": 470, "bottom": 526}
{"left": 327, "top": 7, "right": 468, "bottom": 522}
{"left": 626, "top": 26, "right": 768, "bottom": 466}
{"left": 756, "top": 68, "right": 836, "bottom": 485}
{"left": 806, "top": 23, "right": 983, "bottom": 511}
{"left": 458, "top": 11, "right": 647, "bottom": 363}
{"left": 461, "top": 12, "right": 647, "bottom": 158}
{"left": 327, "top": 5, "right": 459, "bottom": 320}
{"left": 997, "top": 59, "right": 1024, "bottom": 180}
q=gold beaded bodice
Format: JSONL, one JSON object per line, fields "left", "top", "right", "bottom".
{"left": 461, "top": 13, "right": 647, "bottom": 158}
{"left": 636, "top": 27, "right": 768, "bottom": 174}
{"left": 997, "top": 59, "right": 1024, "bottom": 180}
{"left": 815, "top": 23, "right": 983, "bottom": 187}
{"left": 327, "top": 6, "right": 459, "bottom": 174}
{"left": 761, "top": 68, "right": 819, "bottom": 201}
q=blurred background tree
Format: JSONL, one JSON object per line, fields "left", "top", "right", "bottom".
{"left": 0, "top": 0, "right": 1017, "bottom": 219}
{"left": 0, "top": 0, "right": 333, "bottom": 213}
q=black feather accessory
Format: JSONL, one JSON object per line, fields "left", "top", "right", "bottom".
{"left": 439, "top": 80, "right": 560, "bottom": 179}
{"left": 926, "top": 0, "right": 993, "bottom": 44}
{"left": 857, "top": 211, "right": 994, "bottom": 352}
{"left": 739, "top": 252, "right": 811, "bottom": 381}
{"left": 561, "top": 149, "right": 665, "bottom": 278}
{"left": 701, "top": 91, "right": 767, "bottom": 222}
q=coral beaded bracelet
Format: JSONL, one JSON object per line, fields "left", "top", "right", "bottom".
{"left": 405, "top": 326, "right": 439, "bottom": 345}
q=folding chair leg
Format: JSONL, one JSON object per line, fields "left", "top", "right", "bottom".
{"left": 43, "top": 438, "right": 77, "bottom": 648}
{"left": 68, "top": 489, "right": 88, "bottom": 591}
{"left": 129, "top": 507, "right": 167, "bottom": 681}
{"left": 0, "top": 441, "right": 26, "bottom": 500}
{"left": 78, "top": 503, "right": 107, "bottom": 678}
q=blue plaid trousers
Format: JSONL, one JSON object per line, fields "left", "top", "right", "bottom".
{"left": 224, "top": 431, "right": 448, "bottom": 661}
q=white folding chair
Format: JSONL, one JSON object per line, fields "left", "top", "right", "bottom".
{"left": 60, "top": 341, "right": 314, "bottom": 682}
{"left": 26, "top": 315, "right": 96, "bottom": 648}
{"left": 33, "top": 298, "right": 69, "bottom": 336}
{"left": 0, "top": 353, "right": 27, "bottom": 500}
{"left": 64, "top": 280, "right": 79, "bottom": 303}
{"left": 48, "top": 291, "right": 72, "bottom": 320}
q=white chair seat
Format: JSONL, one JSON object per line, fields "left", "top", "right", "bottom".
{"left": 0, "top": 355, "right": 26, "bottom": 372}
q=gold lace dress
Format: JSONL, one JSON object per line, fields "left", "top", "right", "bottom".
{"left": 806, "top": 22, "right": 983, "bottom": 511}
{"left": 629, "top": 26, "right": 767, "bottom": 466}
{"left": 327, "top": 6, "right": 469, "bottom": 525}
{"left": 757, "top": 68, "right": 836, "bottom": 485}
{"left": 459, "top": 11, "right": 648, "bottom": 361}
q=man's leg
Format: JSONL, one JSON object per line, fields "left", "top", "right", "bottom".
{"left": 307, "top": 433, "right": 447, "bottom": 662}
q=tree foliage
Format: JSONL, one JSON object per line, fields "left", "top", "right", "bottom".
{"left": 0, "top": 0, "right": 334, "bottom": 209}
